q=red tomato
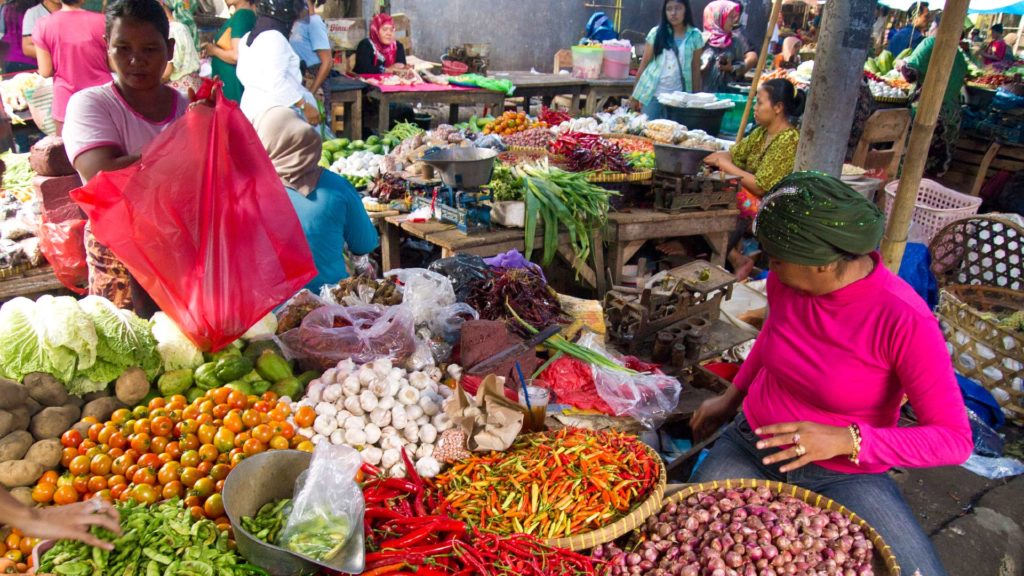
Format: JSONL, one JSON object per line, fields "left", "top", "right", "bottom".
{"left": 61, "top": 429, "right": 83, "bottom": 449}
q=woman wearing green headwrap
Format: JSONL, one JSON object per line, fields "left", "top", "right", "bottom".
{"left": 690, "top": 172, "right": 971, "bottom": 576}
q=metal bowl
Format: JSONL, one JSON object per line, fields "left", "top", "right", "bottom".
{"left": 223, "top": 450, "right": 364, "bottom": 575}
{"left": 653, "top": 142, "right": 714, "bottom": 175}
{"left": 420, "top": 146, "right": 498, "bottom": 189}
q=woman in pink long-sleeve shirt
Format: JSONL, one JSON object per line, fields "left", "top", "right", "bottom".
{"left": 691, "top": 172, "right": 972, "bottom": 576}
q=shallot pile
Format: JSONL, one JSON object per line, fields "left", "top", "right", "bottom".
{"left": 592, "top": 486, "right": 876, "bottom": 576}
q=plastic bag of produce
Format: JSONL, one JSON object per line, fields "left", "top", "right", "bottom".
{"left": 280, "top": 443, "right": 365, "bottom": 571}
{"left": 384, "top": 268, "right": 456, "bottom": 328}
{"left": 36, "top": 214, "right": 87, "bottom": 295}
{"left": 427, "top": 253, "right": 488, "bottom": 301}
{"left": 276, "top": 304, "right": 416, "bottom": 370}
{"left": 578, "top": 333, "right": 681, "bottom": 428}
{"left": 71, "top": 81, "right": 317, "bottom": 352}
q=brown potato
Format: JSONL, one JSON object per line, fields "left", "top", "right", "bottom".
{"left": 0, "top": 378, "right": 27, "bottom": 409}
{"left": 0, "top": 431, "right": 33, "bottom": 463}
{"left": 82, "top": 397, "right": 125, "bottom": 423}
{"left": 24, "top": 438, "right": 62, "bottom": 469}
{"left": 24, "top": 372, "right": 69, "bottom": 407}
{"left": 115, "top": 368, "right": 151, "bottom": 406}
{"left": 29, "top": 405, "right": 80, "bottom": 440}
{"left": 0, "top": 459, "right": 44, "bottom": 488}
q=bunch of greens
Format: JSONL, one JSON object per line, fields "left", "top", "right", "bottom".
{"left": 242, "top": 498, "right": 292, "bottom": 545}
{"left": 38, "top": 499, "right": 268, "bottom": 576}
{"left": 488, "top": 162, "right": 522, "bottom": 201}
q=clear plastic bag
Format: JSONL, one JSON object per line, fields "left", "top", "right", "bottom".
{"left": 430, "top": 302, "right": 479, "bottom": 344}
{"left": 961, "top": 453, "right": 1024, "bottom": 480}
{"left": 385, "top": 268, "right": 456, "bottom": 327}
{"left": 579, "top": 332, "right": 682, "bottom": 428}
{"left": 280, "top": 443, "right": 365, "bottom": 571}
{"left": 427, "top": 254, "right": 488, "bottom": 301}
{"left": 276, "top": 304, "right": 417, "bottom": 370}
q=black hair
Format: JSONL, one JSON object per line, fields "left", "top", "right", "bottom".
{"left": 992, "top": 23, "right": 1004, "bottom": 34}
{"left": 652, "top": 0, "right": 696, "bottom": 59}
{"left": 62, "top": 0, "right": 84, "bottom": 5}
{"left": 105, "top": 0, "right": 170, "bottom": 40}
{"left": 759, "top": 78, "right": 806, "bottom": 120}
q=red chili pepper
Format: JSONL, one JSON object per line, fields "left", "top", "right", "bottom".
{"left": 360, "top": 563, "right": 407, "bottom": 576}
{"left": 365, "top": 477, "right": 420, "bottom": 494}
{"left": 364, "top": 508, "right": 405, "bottom": 522}
{"left": 365, "top": 489, "right": 401, "bottom": 503}
{"left": 377, "top": 525, "right": 436, "bottom": 549}
{"left": 362, "top": 462, "right": 384, "bottom": 477}
{"left": 364, "top": 540, "right": 456, "bottom": 564}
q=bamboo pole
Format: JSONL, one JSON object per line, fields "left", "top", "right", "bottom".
{"left": 735, "top": 0, "right": 785, "bottom": 143}
{"left": 880, "top": 0, "right": 970, "bottom": 272}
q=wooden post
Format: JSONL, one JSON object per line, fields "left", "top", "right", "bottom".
{"left": 880, "top": 0, "right": 970, "bottom": 271}
{"left": 794, "top": 0, "right": 875, "bottom": 176}
{"left": 735, "top": 0, "right": 785, "bottom": 143}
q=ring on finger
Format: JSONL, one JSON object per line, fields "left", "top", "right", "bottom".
{"left": 792, "top": 433, "right": 801, "bottom": 444}
{"left": 794, "top": 444, "right": 807, "bottom": 457}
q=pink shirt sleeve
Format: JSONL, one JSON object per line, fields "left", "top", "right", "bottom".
{"left": 30, "top": 15, "right": 50, "bottom": 52}
{"left": 857, "top": 312, "right": 973, "bottom": 469}
{"left": 62, "top": 88, "right": 126, "bottom": 164}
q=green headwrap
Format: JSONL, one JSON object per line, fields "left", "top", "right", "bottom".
{"left": 752, "top": 171, "right": 885, "bottom": 266}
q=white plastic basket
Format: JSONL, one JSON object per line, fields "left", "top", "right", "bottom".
{"left": 883, "top": 179, "right": 982, "bottom": 245}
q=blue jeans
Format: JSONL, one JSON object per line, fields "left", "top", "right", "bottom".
{"left": 643, "top": 100, "right": 667, "bottom": 121}
{"left": 692, "top": 413, "right": 948, "bottom": 576}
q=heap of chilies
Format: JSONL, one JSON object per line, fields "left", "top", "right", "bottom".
{"left": 358, "top": 449, "right": 598, "bottom": 576}
{"left": 548, "top": 132, "right": 631, "bottom": 174}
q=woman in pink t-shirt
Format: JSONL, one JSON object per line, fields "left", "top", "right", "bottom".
{"left": 690, "top": 172, "right": 972, "bottom": 576}
{"left": 32, "top": 0, "right": 110, "bottom": 135}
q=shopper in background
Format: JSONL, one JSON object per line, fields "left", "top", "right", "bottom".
{"left": 630, "top": 0, "right": 703, "bottom": 120}
{"left": 253, "top": 106, "right": 378, "bottom": 293}
{"left": 160, "top": 0, "right": 200, "bottom": 94}
{"left": 982, "top": 23, "right": 1009, "bottom": 66}
{"left": 887, "top": 9, "right": 931, "bottom": 56}
{"left": 63, "top": 0, "right": 189, "bottom": 313}
{"left": 772, "top": 35, "right": 802, "bottom": 70}
{"left": 701, "top": 0, "right": 757, "bottom": 93}
{"left": 32, "top": 0, "right": 110, "bottom": 135}
{"left": 20, "top": 0, "right": 57, "bottom": 59}
{"left": 290, "top": 0, "right": 331, "bottom": 96}
{"left": 201, "top": 0, "right": 255, "bottom": 102}
{"left": 1, "top": 0, "right": 37, "bottom": 71}
{"left": 236, "top": 0, "right": 319, "bottom": 125}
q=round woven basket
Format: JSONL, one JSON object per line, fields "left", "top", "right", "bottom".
{"left": 587, "top": 169, "right": 654, "bottom": 183}
{"left": 541, "top": 442, "right": 666, "bottom": 551}
{"left": 873, "top": 95, "right": 912, "bottom": 105}
{"left": 506, "top": 144, "right": 550, "bottom": 155}
{"left": 663, "top": 479, "right": 901, "bottom": 576}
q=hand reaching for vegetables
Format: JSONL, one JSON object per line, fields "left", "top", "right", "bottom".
{"left": 6, "top": 495, "right": 121, "bottom": 550}
{"left": 755, "top": 421, "right": 856, "bottom": 473}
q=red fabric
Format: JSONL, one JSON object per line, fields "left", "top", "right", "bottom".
{"left": 358, "top": 75, "right": 478, "bottom": 93}
{"left": 71, "top": 81, "right": 317, "bottom": 351}
{"left": 369, "top": 14, "right": 397, "bottom": 68}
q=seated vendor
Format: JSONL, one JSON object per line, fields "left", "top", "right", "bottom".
{"left": 253, "top": 106, "right": 379, "bottom": 293}
{"left": 352, "top": 13, "right": 413, "bottom": 134}
{"left": 62, "top": 0, "right": 189, "bottom": 315}
{"left": 703, "top": 78, "right": 803, "bottom": 278}
{"left": 690, "top": 172, "right": 972, "bottom": 576}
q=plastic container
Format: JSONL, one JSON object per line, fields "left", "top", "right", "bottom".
{"left": 663, "top": 104, "right": 727, "bottom": 135}
{"left": 572, "top": 45, "right": 605, "bottom": 80}
{"left": 519, "top": 384, "right": 550, "bottom": 432}
{"left": 715, "top": 93, "right": 749, "bottom": 137}
{"left": 882, "top": 179, "right": 983, "bottom": 245}
{"left": 602, "top": 45, "right": 632, "bottom": 79}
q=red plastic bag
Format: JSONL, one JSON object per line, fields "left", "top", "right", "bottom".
{"left": 36, "top": 214, "right": 87, "bottom": 295}
{"left": 71, "top": 84, "right": 317, "bottom": 351}
{"left": 539, "top": 356, "right": 614, "bottom": 414}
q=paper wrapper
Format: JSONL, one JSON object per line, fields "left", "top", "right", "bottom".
{"left": 447, "top": 375, "right": 525, "bottom": 452}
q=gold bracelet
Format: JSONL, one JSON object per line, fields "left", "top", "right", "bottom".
{"left": 848, "top": 424, "right": 862, "bottom": 465}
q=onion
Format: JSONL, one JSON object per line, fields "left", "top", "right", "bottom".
{"left": 626, "top": 552, "right": 642, "bottom": 566}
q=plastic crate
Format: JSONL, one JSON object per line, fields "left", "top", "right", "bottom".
{"left": 883, "top": 179, "right": 982, "bottom": 245}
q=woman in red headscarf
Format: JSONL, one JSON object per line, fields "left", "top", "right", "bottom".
{"left": 353, "top": 13, "right": 406, "bottom": 74}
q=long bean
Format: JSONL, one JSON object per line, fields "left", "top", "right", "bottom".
{"left": 508, "top": 303, "right": 637, "bottom": 375}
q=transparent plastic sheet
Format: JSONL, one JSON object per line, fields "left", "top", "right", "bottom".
{"left": 968, "top": 408, "right": 1005, "bottom": 458}
{"left": 36, "top": 215, "right": 87, "bottom": 295}
{"left": 427, "top": 254, "right": 488, "bottom": 302}
{"left": 350, "top": 253, "right": 376, "bottom": 279}
{"left": 276, "top": 304, "right": 416, "bottom": 370}
{"left": 275, "top": 290, "right": 328, "bottom": 334}
{"left": 280, "top": 443, "right": 365, "bottom": 571}
{"left": 385, "top": 268, "right": 456, "bottom": 328}
{"left": 430, "top": 303, "right": 479, "bottom": 344}
{"left": 578, "top": 332, "right": 682, "bottom": 428}
{"left": 71, "top": 81, "right": 317, "bottom": 351}
{"left": 961, "top": 453, "right": 1024, "bottom": 480}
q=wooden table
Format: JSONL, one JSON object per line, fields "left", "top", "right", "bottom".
{"left": 328, "top": 87, "right": 364, "bottom": 140}
{"left": 367, "top": 209, "right": 399, "bottom": 235}
{"left": 584, "top": 78, "right": 635, "bottom": 115}
{"left": 492, "top": 71, "right": 587, "bottom": 114}
{"left": 0, "top": 265, "right": 67, "bottom": 302}
{"left": 381, "top": 215, "right": 606, "bottom": 295}
{"left": 603, "top": 208, "right": 740, "bottom": 285}
{"left": 367, "top": 88, "right": 506, "bottom": 134}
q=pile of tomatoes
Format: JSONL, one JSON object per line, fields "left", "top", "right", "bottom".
{"left": 31, "top": 387, "right": 312, "bottom": 529}
{"left": 482, "top": 111, "right": 547, "bottom": 137}
{"left": 0, "top": 529, "right": 37, "bottom": 573}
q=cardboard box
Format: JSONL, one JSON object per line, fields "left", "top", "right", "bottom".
{"left": 326, "top": 18, "right": 365, "bottom": 50}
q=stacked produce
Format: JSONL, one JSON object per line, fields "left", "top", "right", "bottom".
{"left": 0, "top": 73, "right": 43, "bottom": 114}
{"left": 483, "top": 111, "right": 546, "bottom": 136}
{"left": 864, "top": 71, "right": 913, "bottom": 100}
{"left": 38, "top": 498, "right": 267, "bottom": 575}
{"left": 970, "top": 73, "right": 1014, "bottom": 88}
{"left": 289, "top": 357, "right": 454, "bottom": 478}
{"left": 29, "top": 387, "right": 308, "bottom": 521}
{"left": 863, "top": 49, "right": 899, "bottom": 76}
{"left": 241, "top": 497, "right": 291, "bottom": 545}
{"left": 0, "top": 152, "right": 35, "bottom": 203}
{"left": 549, "top": 132, "right": 631, "bottom": 173}
{"left": 0, "top": 528, "right": 37, "bottom": 571}
{"left": 329, "top": 151, "right": 384, "bottom": 189}
{"left": 503, "top": 128, "right": 555, "bottom": 149}
{"left": 435, "top": 428, "right": 661, "bottom": 539}
{"left": 592, "top": 485, "right": 877, "bottom": 576}
{"left": 466, "top": 268, "right": 564, "bottom": 334}
{"left": 360, "top": 457, "right": 598, "bottom": 575}
{"left": 539, "top": 107, "right": 572, "bottom": 127}
{"left": 626, "top": 151, "right": 655, "bottom": 170}
{"left": 487, "top": 162, "right": 522, "bottom": 201}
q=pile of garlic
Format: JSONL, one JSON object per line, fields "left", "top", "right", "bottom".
{"left": 290, "top": 358, "right": 457, "bottom": 478}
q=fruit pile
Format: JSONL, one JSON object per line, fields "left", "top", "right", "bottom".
{"left": 0, "top": 528, "right": 38, "bottom": 572}
{"left": 30, "top": 389, "right": 310, "bottom": 528}
{"left": 483, "top": 111, "right": 546, "bottom": 136}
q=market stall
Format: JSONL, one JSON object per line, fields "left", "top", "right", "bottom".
{"left": 365, "top": 83, "right": 507, "bottom": 135}
{"left": 492, "top": 71, "right": 588, "bottom": 115}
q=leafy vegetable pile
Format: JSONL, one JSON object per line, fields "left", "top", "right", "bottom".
{"left": 38, "top": 499, "right": 268, "bottom": 576}
{"left": 0, "top": 152, "right": 35, "bottom": 203}
{"left": 487, "top": 163, "right": 522, "bottom": 201}
{"left": 0, "top": 295, "right": 160, "bottom": 395}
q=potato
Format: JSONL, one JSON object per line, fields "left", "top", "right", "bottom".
{"left": 0, "top": 410, "right": 13, "bottom": 437}
{"left": 115, "top": 368, "right": 150, "bottom": 406}
{"left": 8, "top": 406, "right": 29, "bottom": 432}
{"left": 0, "top": 431, "right": 33, "bottom": 462}
{"left": 0, "top": 378, "right": 27, "bottom": 409}
{"left": 83, "top": 389, "right": 110, "bottom": 402}
{"left": 9, "top": 486, "right": 33, "bottom": 506}
{"left": 82, "top": 397, "right": 125, "bottom": 422}
{"left": 29, "top": 405, "right": 80, "bottom": 440}
{"left": 24, "top": 372, "right": 69, "bottom": 407}
{"left": 0, "top": 459, "right": 44, "bottom": 488}
{"left": 71, "top": 420, "right": 93, "bottom": 439}
{"left": 24, "top": 438, "right": 62, "bottom": 469}
{"left": 24, "top": 396, "right": 42, "bottom": 417}
{"left": 66, "top": 394, "right": 84, "bottom": 408}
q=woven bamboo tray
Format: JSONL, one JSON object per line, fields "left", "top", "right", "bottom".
{"left": 507, "top": 144, "right": 551, "bottom": 155}
{"left": 587, "top": 170, "right": 654, "bottom": 183}
{"left": 937, "top": 284, "right": 1024, "bottom": 420}
{"left": 542, "top": 441, "right": 666, "bottom": 551}
{"left": 663, "top": 479, "right": 901, "bottom": 576}
{"left": 873, "top": 95, "right": 913, "bottom": 105}
{"left": 0, "top": 263, "right": 33, "bottom": 280}
{"left": 607, "top": 133, "right": 655, "bottom": 152}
